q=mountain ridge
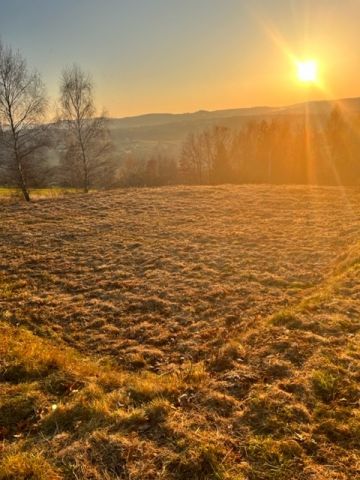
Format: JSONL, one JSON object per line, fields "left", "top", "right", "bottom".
{"left": 108, "top": 96, "right": 360, "bottom": 130}
{"left": 104, "top": 96, "right": 360, "bottom": 156}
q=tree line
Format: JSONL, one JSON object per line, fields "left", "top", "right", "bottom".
{"left": 1, "top": 39, "right": 360, "bottom": 201}
{"left": 120, "top": 110, "right": 360, "bottom": 188}
{"left": 178, "top": 110, "right": 360, "bottom": 186}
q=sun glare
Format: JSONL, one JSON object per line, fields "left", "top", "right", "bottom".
{"left": 297, "top": 60, "right": 317, "bottom": 83}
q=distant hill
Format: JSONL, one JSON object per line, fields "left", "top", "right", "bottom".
{"left": 107, "top": 97, "right": 360, "bottom": 157}
{"left": 107, "top": 105, "right": 275, "bottom": 129}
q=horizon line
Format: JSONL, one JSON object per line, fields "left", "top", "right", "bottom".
{"left": 109, "top": 95, "right": 360, "bottom": 121}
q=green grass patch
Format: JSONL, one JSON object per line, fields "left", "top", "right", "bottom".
{"left": 0, "top": 187, "right": 87, "bottom": 199}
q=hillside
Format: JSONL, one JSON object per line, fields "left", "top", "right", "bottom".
{"left": 107, "top": 97, "right": 360, "bottom": 156}
{"left": 0, "top": 185, "right": 359, "bottom": 479}
{"left": 109, "top": 97, "right": 360, "bottom": 129}
{"left": 46, "top": 97, "right": 360, "bottom": 164}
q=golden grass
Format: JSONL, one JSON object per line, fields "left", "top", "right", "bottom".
{"left": 0, "top": 450, "right": 61, "bottom": 480}
{"left": 0, "top": 187, "right": 85, "bottom": 201}
{"left": 0, "top": 185, "right": 360, "bottom": 479}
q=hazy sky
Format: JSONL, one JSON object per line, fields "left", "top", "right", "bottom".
{"left": 1, "top": 0, "right": 360, "bottom": 117}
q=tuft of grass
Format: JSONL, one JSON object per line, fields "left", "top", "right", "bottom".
{"left": 0, "top": 390, "right": 43, "bottom": 436}
{"left": 311, "top": 369, "right": 341, "bottom": 402}
{"left": 241, "top": 386, "right": 311, "bottom": 436}
{"left": 210, "top": 341, "right": 246, "bottom": 371}
{"left": 85, "top": 431, "right": 128, "bottom": 478}
{"left": 0, "top": 322, "right": 125, "bottom": 390}
{"left": 0, "top": 450, "right": 61, "bottom": 480}
{"left": 145, "top": 398, "right": 171, "bottom": 423}
{"left": 270, "top": 311, "right": 303, "bottom": 329}
{"left": 263, "top": 358, "right": 292, "bottom": 380}
{"left": 41, "top": 384, "right": 112, "bottom": 434}
{"left": 126, "top": 372, "right": 181, "bottom": 404}
{"left": 200, "top": 391, "right": 238, "bottom": 417}
{"left": 167, "top": 442, "right": 230, "bottom": 480}
{"left": 247, "top": 437, "right": 303, "bottom": 480}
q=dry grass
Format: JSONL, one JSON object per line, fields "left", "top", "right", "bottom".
{"left": 0, "top": 187, "right": 84, "bottom": 201}
{"left": 0, "top": 184, "right": 359, "bottom": 479}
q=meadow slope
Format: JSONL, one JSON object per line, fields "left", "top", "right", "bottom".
{"left": 0, "top": 185, "right": 359, "bottom": 479}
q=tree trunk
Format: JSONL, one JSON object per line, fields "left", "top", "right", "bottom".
{"left": 8, "top": 109, "right": 31, "bottom": 202}
{"left": 13, "top": 135, "right": 30, "bottom": 202}
{"left": 17, "top": 160, "right": 30, "bottom": 202}
{"left": 78, "top": 129, "right": 89, "bottom": 193}
{"left": 81, "top": 150, "right": 89, "bottom": 193}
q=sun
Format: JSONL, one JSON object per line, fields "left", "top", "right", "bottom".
{"left": 297, "top": 60, "right": 317, "bottom": 83}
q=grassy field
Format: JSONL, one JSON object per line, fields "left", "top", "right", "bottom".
{"left": 0, "top": 185, "right": 359, "bottom": 479}
{"left": 0, "top": 187, "right": 84, "bottom": 200}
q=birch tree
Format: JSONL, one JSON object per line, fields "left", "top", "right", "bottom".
{"left": 59, "top": 64, "right": 114, "bottom": 192}
{"left": 0, "top": 40, "right": 48, "bottom": 201}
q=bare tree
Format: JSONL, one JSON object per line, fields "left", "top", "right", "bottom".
{"left": 0, "top": 40, "right": 48, "bottom": 201}
{"left": 180, "top": 132, "right": 204, "bottom": 183}
{"left": 59, "top": 64, "right": 115, "bottom": 192}
{"left": 180, "top": 126, "right": 233, "bottom": 184}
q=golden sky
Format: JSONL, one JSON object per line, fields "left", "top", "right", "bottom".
{"left": 1, "top": 0, "right": 360, "bottom": 117}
